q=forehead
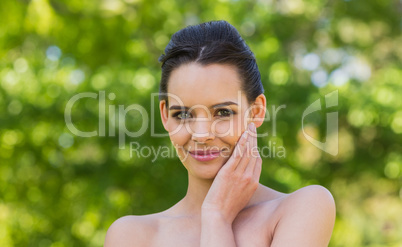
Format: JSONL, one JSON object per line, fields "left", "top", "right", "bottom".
{"left": 167, "top": 63, "right": 246, "bottom": 106}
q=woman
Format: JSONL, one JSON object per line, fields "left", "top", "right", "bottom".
{"left": 105, "top": 20, "right": 335, "bottom": 247}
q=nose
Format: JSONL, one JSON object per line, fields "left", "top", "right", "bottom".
{"left": 188, "top": 118, "right": 215, "bottom": 143}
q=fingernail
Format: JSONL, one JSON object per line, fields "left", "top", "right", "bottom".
{"left": 249, "top": 122, "right": 254, "bottom": 131}
{"left": 243, "top": 130, "right": 248, "bottom": 138}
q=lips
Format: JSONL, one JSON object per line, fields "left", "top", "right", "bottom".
{"left": 188, "top": 149, "right": 221, "bottom": 162}
{"left": 189, "top": 150, "right": 221, "bottom": 155}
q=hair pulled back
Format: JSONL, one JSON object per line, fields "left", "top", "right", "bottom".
{"left": 159, "top": 20, "right": 264, "bottom": 105}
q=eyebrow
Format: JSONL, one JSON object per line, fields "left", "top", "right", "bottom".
{"left": 169, "top": 101, "right": 238, "bottom": 111}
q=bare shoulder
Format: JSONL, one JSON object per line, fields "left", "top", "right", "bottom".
{"left": 104, "top": 214, "right": 160, "bottom": 247}
{"left": 270, "top": 185, "right": 336, "bottom": 247}
{"left": 283, "top": 184, "right": 335, "bottom": 209}
{"left": 279, "top": 184, "right": 336, "bottom": 220}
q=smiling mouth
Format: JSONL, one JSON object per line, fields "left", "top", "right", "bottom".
{"left": 189, "top": 150, "right": 221, "bottom": 155}
{"left": 188, "top": 150, "right": 221, "bottom": 162}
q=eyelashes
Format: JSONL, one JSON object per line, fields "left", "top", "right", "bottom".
{"left": 171, "top": 111, "right": 191, "bottom": 119}
{"left": 171, "top": 108, "right": 236, "bottom": 120}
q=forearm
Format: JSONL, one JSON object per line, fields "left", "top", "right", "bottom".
{"left": 200, "top": 211, "right": 237, "bottom": 247}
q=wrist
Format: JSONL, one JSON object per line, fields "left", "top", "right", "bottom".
{"left": 200, "top": 210, "right": 236, "bottom": 247}
{"left": 201, "top": 209, "right": 233, "bottom": 226}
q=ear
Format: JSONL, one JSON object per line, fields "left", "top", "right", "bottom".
{"left": 250, "top": 94, "right": 267, "bottom": 128}
{"left": 159, "top": 100, "right": 169, "bottom": 131}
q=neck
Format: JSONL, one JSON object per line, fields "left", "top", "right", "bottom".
{"left": 176, "top": 172, "right": 268, "bottom": 217}
{"left": 178, "top": 173, "right": 214, "bottom": 216}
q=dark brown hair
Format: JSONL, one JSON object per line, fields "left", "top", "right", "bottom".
{"left": 158, "top": 20, "right": 264, "bottom": 105}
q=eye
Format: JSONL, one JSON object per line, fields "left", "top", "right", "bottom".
{"left": 172, "top": 109, "right": 234, "bottom": 119}
{"left": 172, "top": 111, "right": 192, "bottom": 119}
{"left": 216, "top": 108, "right": 234, "bottom": 117}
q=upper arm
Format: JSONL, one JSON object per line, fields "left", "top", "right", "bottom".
{"left": 270, "top": 185, "right": 336, "bottom": 247}
{"left": 104, "top": 215, "right": 155, "bottom": 247}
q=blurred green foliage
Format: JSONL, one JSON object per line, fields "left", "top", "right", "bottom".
{"left": 0, "top": 0, "right": 401, "bottom": 246}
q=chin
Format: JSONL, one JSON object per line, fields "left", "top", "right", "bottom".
{"left": 187, "top": 166, "right": 220, "bottom": 180}
{"left": 175, "top": 146, "right": 232, "bottom": 180}
{"left": 185, "top": 157, "right": 229, "bottom": 180}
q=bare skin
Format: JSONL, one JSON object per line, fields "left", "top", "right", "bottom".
{"left": 104, "top": 63, "right": 336, "bottom": 247}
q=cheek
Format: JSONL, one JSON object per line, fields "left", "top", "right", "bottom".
{"left": 215, "top": 115, "right": 247, "bottom": 134}
{"left": 167, "top": 121, "right": 190, "bottom": 147}
{"left": 214, "top": 121, "right": 230, "bottom": 136}
{"left": 215, "top": 116, "right": 246, "bottom": 147}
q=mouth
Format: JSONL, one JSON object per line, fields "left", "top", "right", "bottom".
{"left": 189, "top": 150, "right": 221, "bottom": 155}
{"left": 188, "top": 150, "right": 222, "bottom": 162}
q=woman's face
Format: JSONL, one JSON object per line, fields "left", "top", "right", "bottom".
{"left": 160, "top": 62, "right": 258, "bottom": 180}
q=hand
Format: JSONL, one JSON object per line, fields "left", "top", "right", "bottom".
{"left": 201, "top": 122, "right": 262, "bottom": 224}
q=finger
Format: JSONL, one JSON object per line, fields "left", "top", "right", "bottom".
{"left": 225, "top": 129, "right": 248, "bottom": 171}
{"left": 252, "top": 156, "right": 262, "bottom": 183}
{"left": 243, "top": 123, "right": 258, "bottom": 174}
{"left": 236, "top": 123, "right": 255, "bottom": 173}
